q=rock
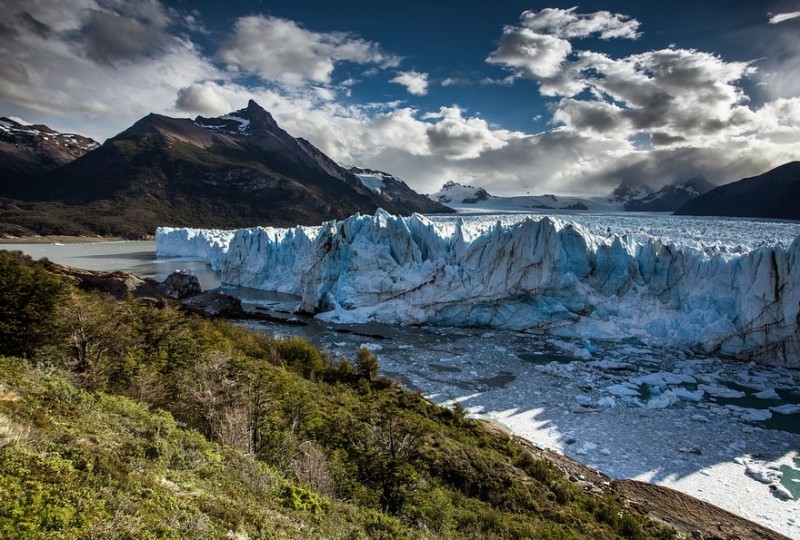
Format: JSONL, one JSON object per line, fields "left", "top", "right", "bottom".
{"left": 48, "top": 263, "right": 161, "bottom": 300}
{"left": 180, "top": 291, "right": 244, "bottom": 318}
{"left": 155, "top": 271, "right": 202, "bottom": 299}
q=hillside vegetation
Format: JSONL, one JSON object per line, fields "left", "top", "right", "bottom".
{"left": 0, "top": 251, "right": 677, "bottom": 539}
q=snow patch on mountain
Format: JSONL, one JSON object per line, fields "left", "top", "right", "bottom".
{"left": 350, "top": 168, "right": 387, "bottom": 194}
{"left": 157, "top": 210, "right": 800, "bottom": 367}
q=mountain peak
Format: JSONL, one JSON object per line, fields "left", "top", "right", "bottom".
{"left": 246, "top": 99, "right": 265, "bottom": 113}
{"left": 194, "top": 100, "right": 281, "bottom": 137}
{"left": 430, "top": 180, "right": 492, "bottom": 204}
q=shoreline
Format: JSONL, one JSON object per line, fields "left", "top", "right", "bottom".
{"left": 0, "top": 235, "right": 144, "bottom": 244}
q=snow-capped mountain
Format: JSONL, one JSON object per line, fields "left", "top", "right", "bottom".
{"left": 609, "top": 182, "right": 655, "bottom": 207}
{"left": 610, "top": 176, "right": 716, "bottom": 212}
{"left": 430, "top": 180, "right": 492, "bottom": 204}
{"left": 430, "top": 181, "right": 617, "bottom": 212}
{"left": 350, "top": 167, "right": 453, "bottom": 214}
{"left": 0, "top": 117, "right": 98, "bottom": 194}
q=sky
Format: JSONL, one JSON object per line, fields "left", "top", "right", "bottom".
{"left": 2, "top": 1, "right": 800, "bottom": 196}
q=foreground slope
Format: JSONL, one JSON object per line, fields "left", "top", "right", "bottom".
{"left": 675, "top": 162, "right": 800, "bottom": 220}
{"left": 0, "top": 251, "right": 680, "bottom": 539}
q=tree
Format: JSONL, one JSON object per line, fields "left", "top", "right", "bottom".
{"left": 0, "top": 252, "right": 67, "bottom": 358}
{"left": 356, "top": 347, "right": 379, "bottom": 383}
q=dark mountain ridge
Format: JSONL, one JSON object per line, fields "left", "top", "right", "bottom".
{"left": 0, "top": 117, "right": 98, "bottom": 195}
{"left": 349, "top": 167, "right": 455, "bottom": 214}
{"left": 674, "top": 162, "right": 800, "bottom": 220}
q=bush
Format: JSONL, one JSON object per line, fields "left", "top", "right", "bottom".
{"left": 279, "top": 481, "right": 327, "bottom": 514}
{"left": 0, "top": 252, "right": 67, "bottom": 357}
{"left": 276, "top": 337, "right": 327, "bottom": 379}
{"left": 355, "top": 348, "right": 379, "bottom": 383}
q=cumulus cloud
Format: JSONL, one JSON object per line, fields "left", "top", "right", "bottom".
{"left": 424, "top": 106, "right": 515, "bottom": 159}
{"left": 487, "top": 7, "right": 640, "bottom": 87}
{"left": 768, "top": 11, "right": 800, "bottom": 24}
{"left": 0, "top": 0, "right": 220, "bottom": 139}
{"left": 175, "top": 82, "right": 232, "bottom": 116}
{"left": 389, "top": 70, "right": 429, "bottom": 95}
{"left": 218, "top": 15, "right": 399, "bottom": 86}
{"left": 83, "top": 9, "right": 173, "bottom": 65}
{"left": 547, "top": 48, "right": 756, "bottom": 142}
{"left": 519, "top": 7, "right": 641, "bottom": 40}
{"left": 488, "top": 29, "right": 573, "bottom": 79}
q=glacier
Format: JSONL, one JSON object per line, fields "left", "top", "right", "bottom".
{"left": 156, "top": 210, "right": 800, "bottom": 367}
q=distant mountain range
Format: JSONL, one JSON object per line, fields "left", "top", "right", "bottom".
{"left": 611, "top": 176, "right": 717, "bottom": 212}
{"left": 675, "top": 161, "right": 800, "bottom": 221}
{"left": 430, "top": 175, "right": 721, "bottom": 214}
{"left": 430, "top": 181, "right": 610, "bottom": 212}
{"left": 2, "top": 102, "right": 796, "bottom": 238}
{"left": 0, "top": 101, "right": 451, "bottom": 238}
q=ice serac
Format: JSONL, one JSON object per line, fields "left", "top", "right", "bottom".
{"left": 155, "top": 228, "right": 235, "bottom": 271}
{"left": 155, "top": 212, "right": 800, "bottom": 367}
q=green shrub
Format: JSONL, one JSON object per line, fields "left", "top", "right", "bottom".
{"left": 276, "top": 337, "right": 327, "bottom": 379}
{"left": 0, "top": 252, "right": 67, "bottom": 357}
{"left": 279, "top": 481, "right": 327, "bottom": 514}
{"left": 355, "top": 347, "right": 379, "bottom": 383}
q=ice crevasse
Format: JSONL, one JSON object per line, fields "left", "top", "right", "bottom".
{"left": 157, "top": 210, "right": 800, "bottom": 367}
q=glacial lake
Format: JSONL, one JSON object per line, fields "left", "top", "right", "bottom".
{"left": 3, "top": 230, "right": 800, "bottom": 537}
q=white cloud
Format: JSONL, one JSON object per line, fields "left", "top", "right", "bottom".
{"left": 519, "top": 7, "right": 641, "bottom": 40}
{"left": 218, "top": 15, "right": 399, "bottom": 86}
{"left": 0, "top": 1, "right": 220, "bottom": 140}
{"left": 473, "top": 7, "right": 800, "bottom": 195}
{"left": 487, "top": 28, "right": 572, "bottom": 79}
{"left": 424, "top": 106, "right": 517, "bottom": 159}
{"left": 769, "top": 11, "right": 800, "bottom": 24}
{"left": 487, "top": 7, "right": 640, "bottom": 87}
{"left": 389, "top": 70, "right": 429, "bottom": 95}
{"left": 546, "top": 48, "right": 756, "bottom": 143}
{"left": 175, "top": 82, "right": 232, "bottom": 116}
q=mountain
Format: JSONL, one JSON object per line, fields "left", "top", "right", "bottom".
{"left": 429, "top": 181, "right": 616, "bottom": 212}
{"left": 675, "top": 162, "right": 800, "bottom": 220}
{"left": 0, "top": 101, "right": 450, "bottom": 238}
{"left": 350, "top": 167, "right": 454, "bottom": 214}
{"left": 430, "top": 180, "right": 492, "bottom": 205}
{"left": 614, "top": 176, "right": 716, "bottom": 212}
{"left": 608, "top": 182, "right": 655, "bottom": 209}
{"left": 0, "top": 117, "right": 98, "bottom": 195}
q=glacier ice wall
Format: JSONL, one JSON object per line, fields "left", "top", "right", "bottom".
{"left": 156, "top": 211, "right": 800, "bottom": 367}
